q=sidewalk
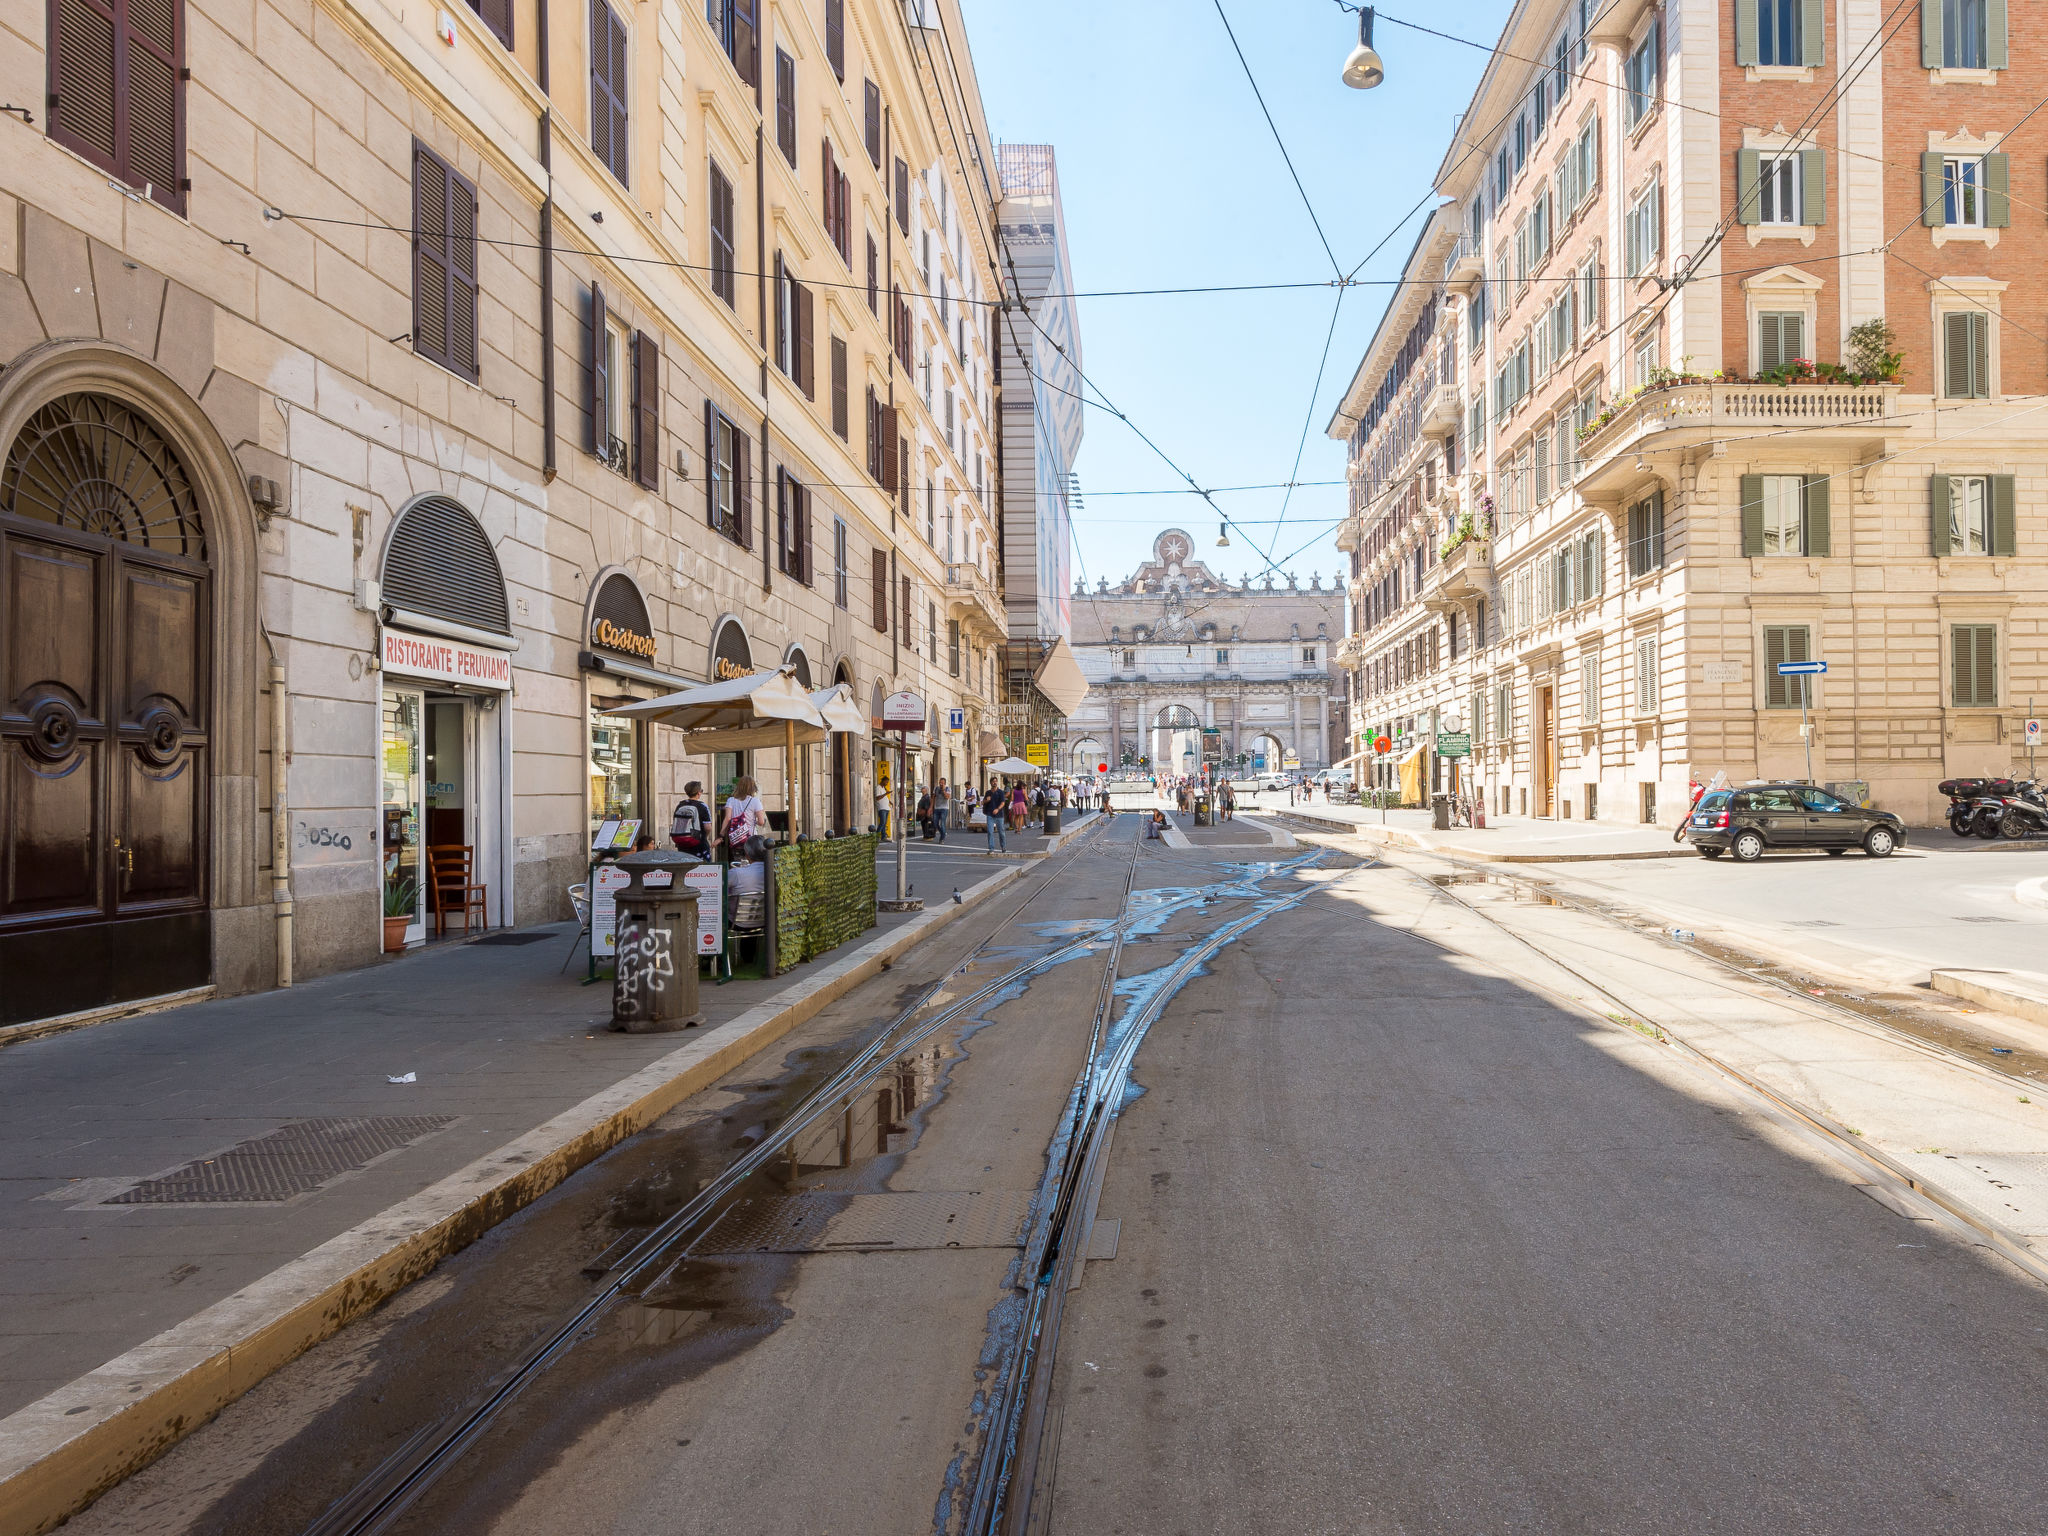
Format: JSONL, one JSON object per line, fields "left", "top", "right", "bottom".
{"left": 0, "top": 854, "right": 1045, "bottom": 1534}
{"left": 1242, "top": 795, "right": 1691, "bottom": 862}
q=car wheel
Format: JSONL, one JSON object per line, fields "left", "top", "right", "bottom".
{"left": 1698, "top": 847, "right": 1723, "bottom": 858}
{"left": 1731, "top": 830, "right": 1766, "bottom": 862}
{"left": 1864, "top": 827, "right": 1897, "bottom": 858}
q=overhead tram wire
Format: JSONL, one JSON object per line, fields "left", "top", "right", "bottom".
{"left": 1212, "top": 0, "right": 1346, "bottom": 279}
{"left": 1264, "top": 286, "right": 1349, "bottom": 561}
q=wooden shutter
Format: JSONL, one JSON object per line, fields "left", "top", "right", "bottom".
{"left": 51, "top": 0, "right": 187, "bottom": 213}
{"left": 1800, "top": 148, "right": 1825, "bottom": 224}
{"left": 796, "top": 280, "right": 815, "bottom": 399}
{"left": 1765, "top": 626, "right": 1789, "bottom": 708}
{"left": 895, "top": 157, "right": 910, "bottom": 234}
{"left": 704, "top": 400, "right": 718, "bottom": 529}
{"left": 821, "top": 139, "right": 837, "bottom": 251}
{"left": 1953, "top": 625, "right": 1996, "bottom": 705}
{"left": 1734, "top": 0, "right": 1758, "bottom": 64}
{"left": 1928, "top": 475, "right": 1952, "bottom": 555}
{"left": 1985, "top": 0, "right": 2007, "bottom": 67}
{"left": 825, "top": 0, "right": 845, "bottom": 79}
{"left": 836, "top": 167, "right": 852, "bottom": 263}
{"left": 631, "top": 330, "right": 659, "bottom": 490}
{"left": 734, "top": 428, "right": 752, "bottom": 549}
{"left": 587, "top": 281, "right": 607, "bottom": 453}
{"left": 1984, "top": 153, "right": 2009, "bottom": 227}
{"left": 50, "top": 0, "right": 121, "bottom": 173}
{"left": 831, "top": 337, "right": 849, "bottom": 438}
{"left": 1757, "top": 314, "right": 1781, "bottom": 371}
{"left": 900, "top": 575, "right": 911, "bottom": 647}
{"left": 475, "top": 0, "right": 513, "bottom": 48}
{"left": 864, "top": 80, "right": 882, "bottom": 167}
{"left": 797, "top": 484, "right": 813, "bottom": 585}
{"left": 1803, "top": 474, "right": 1830, "bottom": 556}
{"left": 732, "top": 0, "right": 757, "bottom": 85}
{"left": 413, "top": 145, "right": 451, "bottom": 369}
{"left": 1921, "top": 0, "right": 1942, "bottom": 66}
{"left": 590, "top": 0, "right": 628, "bottom": 184}
{"left": 872, "top": 548, "right": 888, "bottom": 632}
{"left": 775, "top": 467, "right": 790, "bottom": 573}
{"left": 1991, "top": 473, "right": 2017, "bottom": 555}
{"left": 1801, "top": 0, "right": 1824, "bottom": 63}
{"left": 775, "top": 49, "right": 796, "bottom": 165}
{"left": 881, "top": 406, "right": 900, "bottom": 494}
{"left": 1943, "top": 311, "right": 1973, "bottom": 397}
{"left": 1921, "top": 152, "right": 1945, "bottom": 226}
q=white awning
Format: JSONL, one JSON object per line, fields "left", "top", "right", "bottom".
{"left": 1032, "top": 636, "right": 1090, "bottom": 717}
{"left": 605, "top": 666, "right": 829, "bottom": 751}
{"left": 809, "top": 683, "right": 869, "bottom": 734}
{"left": 987, "top": 756, "right": 1041, "bottom": 775}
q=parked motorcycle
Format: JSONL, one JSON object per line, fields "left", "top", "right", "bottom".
{"left": 1961, "top": 778, "right": 2048, "bottom": 840}
{"left": 1939, "top": 777, "right": 1997, "bottom": 837}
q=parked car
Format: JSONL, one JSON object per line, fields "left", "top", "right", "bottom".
{"left": 1685, "top": 783, "right": 1905, "bottom": 860}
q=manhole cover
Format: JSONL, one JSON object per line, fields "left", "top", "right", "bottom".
{"left": 105, "top": 1116, "right": 457, "bottom": 1203}
{"left": 469, "top": 932, "right": 553, "bottom": 946}
{"left": 695, "top": 1189, "right": 1033, "bottom": 1254}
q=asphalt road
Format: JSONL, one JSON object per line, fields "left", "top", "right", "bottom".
{"left": 1044, "top": 859, "right": 2048, "bottom": 1534}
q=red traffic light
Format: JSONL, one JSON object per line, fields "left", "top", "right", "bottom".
{"left": 1097, "top": 762, "right": 1108, "bottom": 772}
{"left": 1374, "top": 735, "right": 1392, "bottom": 754}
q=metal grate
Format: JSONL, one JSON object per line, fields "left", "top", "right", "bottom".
{"left": 105, "top": 1117, "right": 456, "bottom": 1204}
{"left": 380, "top": 495, "right": 510, "bottom": 638}
{"left": 694, "top": 1189, "right": 1032, "bottom": 1254}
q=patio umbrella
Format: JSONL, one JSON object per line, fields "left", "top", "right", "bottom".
{"left": 987, "top": 756, "right": 1040, "bottom": 775}
{"left": 606, "top": 667, "right": 828, "bottom": 822}
{"left": 809, "top": 683, "right": 869, "bottom": 734}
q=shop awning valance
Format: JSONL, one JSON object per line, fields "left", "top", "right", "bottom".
{"left": 605, "top": 667, "right": 829, "bottom": 751}
{"left": 809, "top": 683, "right": 869, "bottom": 734}
{"left": 1032, "top": 637, "right": 1090, "bottom": 717}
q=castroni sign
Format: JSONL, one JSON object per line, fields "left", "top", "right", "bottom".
{"left": 382, "top": 629, "right": 513, "bottom": 690}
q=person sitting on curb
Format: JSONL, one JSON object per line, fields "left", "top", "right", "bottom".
{"left": 1146, "top": 808, "right": 1168, "bottom": 840}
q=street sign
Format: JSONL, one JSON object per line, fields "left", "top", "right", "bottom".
{"left": 881, "top": 689, "right": 926, "bottom": 730}
{"left": 1025, "top": 742, "right": 1050, "bottom": 766}
{"left": 1373, "top": 735, "right": 1392, "bottom": 754}
{"left": 946, "top": 707, "right": 965, "bottom": 732}
{"left": 1776, "top": 661, "right": 1827, "bottom": 676}
{"left": 1436, "top": 730, "right": 1472, "bottom": 759}
{"left": 2027, "top": 718, "right": 2041, "bottom": 745}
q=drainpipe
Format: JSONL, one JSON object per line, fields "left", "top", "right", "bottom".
{"left": 262, "top": 632, "right": 294, "bottom": 987}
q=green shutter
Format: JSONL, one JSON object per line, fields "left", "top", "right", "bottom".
{"left": 1736, "top": 147, "right": 1761, "bottom": 225}
{"left": 1765, "top": 626, "right": 1788, "bottom": 708}
{"left": 1953, "top": 626, "right": 1972, "bottom": 704}
{"left": 1804, "top": 475, "right": 1831, "bottom": 556}
{"left": 1929, "top": 474, "right": 1952, "bottom": 554}
{"left": 1977, "top": 626, "right": 1998, "bottom": 705}
{"left": 1801, "top": 147, "right": 1826, "bottom": 225}
{"left": 1971, "top": 312, "right": 1990, "bottom": 397}
{"left": 1802, "top": 0, "right": 1825, "bottom": 64}
{"left": 1740, "top": 474, "right": 1766, "bottom": 555}
{"left": 1921, "top": 0, "right": 1942, "bottom": 68}
{"left": 1922, "top": 152, "right": 1946, "bottom": 226}
{"left": 1784, "top": 310, "right": 1805, "bottom": 364}
{"left": 1735, "top": 0, "right": 1759, "bottom": 64}
{"left": 1944, "top": 312, "right": 1973, "bottom": 397}
{"left": 1758, "top": 313, "right": 1781, "bottom": 371}
{"left": 1992, "top": 473, "right": 2016, "bottom": 555}
{"left": 1986, "top": 0, "right": 2007, "bottom": 68}
{"left": 1985, "top": 153, "right": 2009, "bottom": 226}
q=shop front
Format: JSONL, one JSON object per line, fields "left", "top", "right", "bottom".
{"left": 709, "top": 617, "right": 754, "bottom": 804}
{"left": 579, "top": 570, "right": 694, "bottom": 848}
{"left": 377, "top": 497, "right": 515, "bottom": 946}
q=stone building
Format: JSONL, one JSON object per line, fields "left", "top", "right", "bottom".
{"left": 0, "top": 0, "right": 1013, "bottom": 1027}
{"left": 1331, "top": 0, "right": 2047, "bottom": 824}
{"left": 1065, "top": 530, "right": 1343, "bottom": 777}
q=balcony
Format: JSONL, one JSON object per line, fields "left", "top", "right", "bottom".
{"left": 1420, "top": 379, "right": 1461, "bottom": 436}
{"left": 1424, "top": 538, "right": 1492, "bottom": 610}
{"left": 1576, "top": 382, "right": 1900, "bottom": 495}
{"left": 945, "top": 562, "right": 1006, "bottom": 636}
{"left": 1441, "top": 235, "right": 1484, "bottom": 297}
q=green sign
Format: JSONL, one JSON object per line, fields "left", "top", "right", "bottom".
{"left": 1436, "top": 731, "right": 1472, "bottom": 759}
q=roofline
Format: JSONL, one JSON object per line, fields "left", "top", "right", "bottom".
{"left": 1321, "top": 205, "right": 1460, "bottom": 440}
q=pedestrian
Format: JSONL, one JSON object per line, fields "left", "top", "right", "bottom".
{"left": 1009, "top": 782, "right": 1028, "bottom": 832}
{"left": 718, "top": 775, "right": 768, "bottom": 861}
{"left": 670, "top": 780, "right": 713, "bottom": 856}
{"left": 875, "top": 781, "right": 892, "bottom": 840}
{"left": 916, "top": 787, "right": 933, "bottom": 840}
{"left": 983, "top": 783, "right": 1007, "bottom": 853}
{"left": 934, "top": 779, "right": 951, "bottom": 843}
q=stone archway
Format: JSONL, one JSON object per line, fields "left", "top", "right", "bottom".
{"left": 1248, "top": 732, "right": 1287, "bottom": 774}
{"left": 1149, "top": 704, "right": 1201, "bottom": 776}
{"left": 1068, "top": 737, "right": 1103, "bottom": 774}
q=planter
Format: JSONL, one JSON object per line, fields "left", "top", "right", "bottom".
{"left": 383, "top": 916, "right": 409, "bottom": 953}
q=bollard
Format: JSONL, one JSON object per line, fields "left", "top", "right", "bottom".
{"left": 610, "top": 849, "right": 708, "bottom": 1032}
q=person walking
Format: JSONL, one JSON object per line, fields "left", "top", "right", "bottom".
{"left": 718, "top": 775, "right": 767, "bottom": 860}
{"left": 875, "top": 781, "right": 891, "bottom": 840}
{"left": 1009, "top": 782, "right": 1028, "bottom": 832}
{"left": 983, "top": 783, "right": 1007, "bottom": 853}
{"left": 933, "top": 779, "right": 951, "bottom": 843}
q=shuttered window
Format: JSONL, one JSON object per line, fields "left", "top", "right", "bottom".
{"left": 630, "top": 330, "right": 660, "bottom": 490}
{"left": 412, "top": 142, "right": 480, "bottom": 381}
{"left": 1923, "top": 0, "right": 2007, "bottom": 70}
{"left": 776, "top": 469, "right": 811, "bottom": 584}
{"left": 831, "top": 337, "right": 849, "bottom": 439}
{"left": 48, "top": 0, "right": 186, "bottom": 214}
{"left": 822, "top": 140, "right": 851, "bottom": 265}
{"left": 871, "top": 548, "right": 888, "bottom": 633}
{"left": 834, "top": 519, "right": 849, "bottom": 608}
{"left": 948, "top": 619, "right": 961, "bottom": 677}
{"left": 708, "top": 0, "right": 757, "bottom": 84}
{"left": 864, "top": 80, "right": 882, "bottom": 167}
{"left": 704, "top": 404, "right": 750, "bottom": 548}
{"left": 825, "top": 0, "right": 845, "bottom": 80}
{"left": 1943, "top": 310, "right": 1990, "bottom": 398}
{"left": 1931, "top": 472, "right": 2016, "bottom": 556}
{"left": 590, "top": 0, "right": 629, "bottom": 185}
{"left": 1626, "top": 490, "right": 1664, "bottom": 575}
{"left": 709, "top": 161, "right": 736, "bottom": 307}
{"left": 774, "top": 49, "right": 796, "bottom": 166}
{"left": 1952, "top": 624, "right": 1998, "bottom": 706}
{"left": 1581, "top": 653, "right": 1601, "bottom": 724}
{"left": 1634, "top": 635, "right": 1660, "bottom": 715}
{"left": 894, "top": 157, "right": 911, "bottom": 235}
{"left": 1755, "top": 310, "right": 1804, "bottom": 371}
{"left": 469, "top": 0, "right": 513, "bottom": 47}
{"left": 1762, "top": 624, "right": 1811, "bottom": 708}
{"left": 900, "top": 574, "right": 912, "bottom": 648}
{"left": 382, "top": 495, "right": 511, "bottom": 639}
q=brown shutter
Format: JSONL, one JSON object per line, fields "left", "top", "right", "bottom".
{"left": 51, "top": 0, "right": 187, "bottom": 213}
{"left": 476, "top": 0, "right": 513, "bottom": 48}
{"left": 413, "top": 144, "right": 452, "bottom": 368}
{"left": 900, "top": 574, "right": 911, "bottom": 646}
{"left": 775, "top": 49, "right": 796, "bottom": 164}
{"left": 825, "top": 0, "right": 845, "bottom": 79}
{"left": 821, "top": 139, "right": 836, "bottom": 250}
{"left": 587, "top": 281, "right": 607, "bottom": 454}
{"left": 775, "top": 467, "right": 789, "bottom": 573}
{"left": 864, "top": 80, "right": 882, "bottom": 166}
{"left": 895, "top": 157, "right": 910, "bottom": 234}
{"left": 704, "top": 400, "right": 718, "bottom": 530}
{"left": 591, "top": 0, "right": 629, "bottom": 183}
{"left": 871, "top": 548, "right": 887, "bottom": 632}
{"left": 50, "top": 0, "right": 121, "bottom": 170}
{"left": 881, "top": 406, "right": 900, "bottom": 493}
{"left": 796, "top": 280, "right": 815, "bottom": 399}
{"left": 631, "top": 330, "right": 659, "bottom": 490}
{"left": 732, "top": 0, "right": 757, "bottom": 86}
{"left": 831, "top": 336, "right": 848, "bottom": 437}
{"left": 449, "top": 163, "right": 479, "bottom": 378}
{"left": 734, "top": 428, "right": 752, "bottom": 549}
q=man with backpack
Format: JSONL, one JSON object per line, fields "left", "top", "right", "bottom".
{"left": 670, "top": 781, "right": 712, "bottom": 857}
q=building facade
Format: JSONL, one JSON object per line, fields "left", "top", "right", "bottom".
{"left": 1066, "top": 531, "right": 1343, "bottom": 777}
{"left": 1331, "top": 0, "right": 2047, "bottom": 825}
{"left": 0, "top": 0, "right": 1014, "bottom": 1025}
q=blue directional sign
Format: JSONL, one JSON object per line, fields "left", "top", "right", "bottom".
{"left": 1776, "top": 660, "right": 1827, "bottom": 676}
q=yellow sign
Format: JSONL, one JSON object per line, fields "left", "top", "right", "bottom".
{"left": 1025, "top": 743, "right": 1050, "bottom": 767}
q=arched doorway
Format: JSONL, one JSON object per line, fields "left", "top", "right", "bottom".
{"left": 1151, "top": 704, "right": 1201, "bottom": 777}
{"left": 1248, "top": 732, "right": 1286, "bottom": 774}
{"left": 0, "top": 393, "right": 213, "bottom": 1022}
{"left": 1069, "top": 737, "right": 1103, "bottom": 774}
{"left": 832, "top": 661, "right": 856, "bottom": 834}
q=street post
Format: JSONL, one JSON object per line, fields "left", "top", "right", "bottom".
{"left": 879, "top": 689, "right": 925, "bottom": 912}
{"left": 1776, "top": 660, "right": 1827, "bottom": 783}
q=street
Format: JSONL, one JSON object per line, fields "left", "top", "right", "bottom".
{"left": 56, "top": 811, "right": 2048, "bottom": 1536}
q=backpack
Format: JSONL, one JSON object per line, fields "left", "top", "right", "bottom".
{"left": 671, "top": 800, "right": 706, "bottom": 840}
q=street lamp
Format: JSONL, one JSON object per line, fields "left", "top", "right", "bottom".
{"left": 1342, "top": 8, "right": 1384, "bottom": 90}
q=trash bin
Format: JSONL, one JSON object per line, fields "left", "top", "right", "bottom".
{"left": 610, "top": 849, "right": 707, "bottom": 1032}
{"left": 1193, "top": 797, "right": 1213, "bottom": 827}
{"left": 1042, "top": 805, "right": 1062, "bottom": 837}
{"left": 1431, "top": 794, "right": 1451, "bottom": 831}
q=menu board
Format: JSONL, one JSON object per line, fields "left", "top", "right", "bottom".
{"left": 685, "top": 865, "right": 723, "bottom": 955}
{"left": 591, "top": 863, "right": 633, "bottom": 956}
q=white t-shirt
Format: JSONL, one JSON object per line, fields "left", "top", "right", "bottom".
{"left": 724, "top": 794, "right": 765, "bottom": 845}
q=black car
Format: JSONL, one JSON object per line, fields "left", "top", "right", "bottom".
{"left": 1684, "top": 783, "right": 1906, "bottom": 860}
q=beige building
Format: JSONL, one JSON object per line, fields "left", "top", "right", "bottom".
{"left": 0, "top": 0, "right": 1012, "bottom": 1025}
{"left": 1333, "top": 0, "right": 2046, "bottom": 826}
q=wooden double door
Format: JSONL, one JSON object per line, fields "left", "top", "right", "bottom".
{"left": 1, "top": 516, "right": 211, "bottom": 1023}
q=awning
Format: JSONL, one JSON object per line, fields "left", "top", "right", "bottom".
{"left": 605, "top": 666, "right": 828, "bottom": 751}
{"left": 1398, "top": 742, "right": 1427, "bottom": 765}
{"left": 809, "top": 683, "right": 868, "bottom": 734}
{"left": 977, "top": 729, "right": 1006, "bottom": 758}
{"left": 1032, "top": 637, "right": 1089, "bottom": 717}
{"left": 987, "top": 756, "right": 1040, "bottom": 775}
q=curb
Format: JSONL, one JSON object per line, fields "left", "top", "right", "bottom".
{"left": 1266, "top": 809, "right": 1692, "bottom": 862}
{"left": 0, "top": 864, "right": 1027, "bottom": 1536}
{"left": 1930, "top": 967, "right": 2048, "bottom": 1031}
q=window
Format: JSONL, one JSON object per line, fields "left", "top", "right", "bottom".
{"left": 1530, "top": 182, "right": 1551, "bottom": 263}
{"left": 1627, "top": 490, "right": 1665, "bottom": 576}
{"left": 1945, "top": 156, "right": 1984, "bottom": 226}
{"left": 1496, "top": 146, "right": 1512, "bottom": 203}
{"left": 705, "top": 405, "right": 751, "bottom": 548}
{"left": 1754, "top": 0, "right": 1803, "bottom": 65}
{"left": 825, "top": 0, "right": 844, "bottom": 79}
{"left": 1932, "top": 472, "right": 2015, "bottom": 554}
{"left": 1763, "top": 625, "right": 1812, "bottom": 708}
{"left": 1743, "top": 474, "right": 1813, "bottom": 556}
{"left": 709, "top": 161, "right": 736, "bottom": 307}
{"left": 1755, "top": 309, "right": 1805, "bottom": 371}
{"left": 707, "top": 0, "right": 758, "bottom": 84}
{"left": 48, "top": 0, "right": 187, "bottom": 212}
{"left": 774, "top": 50, "right": 796, "bottom": 165}
{"left": 1304, "top": 646, "right": 1319, "bottom": 665}
{"left": 1943, "top": 310, "right": 1990, "bottom": 398}
{"left": 773, "top": 256, "right": 814, "bottom": 397}
{"left": 1934, "top": 0, "right": 2000, "bottom": 70}
{"left": 872, "top": 548, "right": 888, "bottom": 633}
{"left": 1496, "top": 680, "right": 1514, "bottom": 740}
{"left": 1122, "top": 649, "right": 1136, "bottom": 670}
{"left": 830, "top": 337, "right": 848, "bottom": 439}
{"left": 894, "top": 157, "right": 911, "bottom": 236}
{"left": 1564, "top": 118, "right": 1598, "bottom": 213}
{"left": 1578, "top": 528, "right": 1604, "bottom": 599}
{"left": 776, "top": 468, "right": 811, "bottom": 584}
{"left": 1632, "top": 330, "right": 1659, "bottom": 387}
{"left": 1634, "top": 635, "right": 1660, "bottom": 714}
{"left": 1625, "top": 178, "right": 1662, "bottom": 276}
{"left": 603, "top": 317, "right": 625, "bottom": 455}
{"left": 948, "top": 619, "right": 961, "bottom": 677}
{"left": 584, "top": 282, "right": 623, "bottom": 467}
{"left": 927, "top": 600, "right": 937, "bottom": 661}
{"left": 1472, "top": 689, "right": 1487, "bottom": 742}
{"left": 412, "top": 143, "right": 481, "bottom": 381}
{"left": 864, "top": 80, "right": 882, "bottom": 168}
{"left": 1217, "top": 649, "right": 1230, "bottom": 666}
{"left": 1581, "top": 652, "right": 1601, "bottom": 724}
{"left": 833, "top": 518, "right": 849, "bottom": 607}
{"left": 822, "top": 140, "right": 851, "bottom": 264}
{"left": 1579, "top": 257, "right": 1601, "bottom": 333}
{"left": 1625, "top": 19, "right": 1661, "bottom": 127}
{"left": 1757, "top": 154, "right": 1800, "bottom": 224}
{"left": 590, "top": 0, "right": 630, "bottom": 183}
{"left": 1953, "top": 624, "right": 1998, "bottom": 706}
{"left": 1534, "top": 431, "right": 1552, "bottom": 502}
{"left": 629, "top": 329, "right": 660, "bottom": 490}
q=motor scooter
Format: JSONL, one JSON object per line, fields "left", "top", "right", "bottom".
{"left": 1973, "top": 779, "right": 2048, "bottom": 840}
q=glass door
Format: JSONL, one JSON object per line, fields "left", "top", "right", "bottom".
{"left": 381, "top": 687, "right": 425, "bottom": 943}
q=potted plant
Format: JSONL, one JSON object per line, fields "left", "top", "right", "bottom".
{"left": 382, "top": 878, "right": 415, "bottom": 953}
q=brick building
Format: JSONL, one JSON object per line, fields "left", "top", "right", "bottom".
{"left": 1332, "top": 0, "right": 2045, "bottom": 824}
{"left": 0, "top": 0, "right": 1015, "bottom": 1025}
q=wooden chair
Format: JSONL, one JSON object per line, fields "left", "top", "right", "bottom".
{"left": 427, "top": 845, "right": 488, "bottom": 937}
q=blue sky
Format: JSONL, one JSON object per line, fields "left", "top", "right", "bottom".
{"left": 959, "top": 0, "right": 1505, "bottom": 594}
